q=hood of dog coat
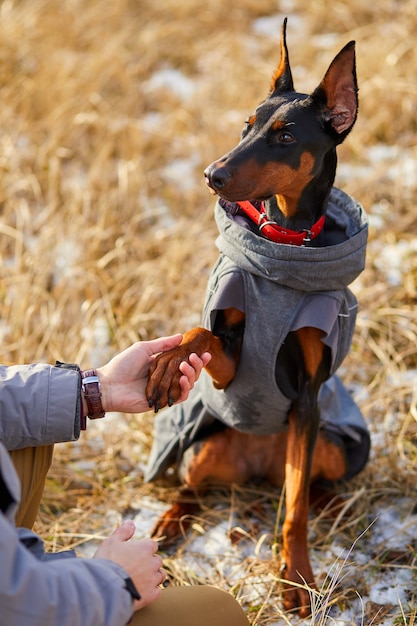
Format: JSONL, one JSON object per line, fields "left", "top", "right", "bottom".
{"left": 214, "top": 187, "right": 368, "bottom": 292}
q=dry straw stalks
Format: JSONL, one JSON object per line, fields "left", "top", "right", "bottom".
{"left": 1, "top": 0, "right": 417, "bottom": 623}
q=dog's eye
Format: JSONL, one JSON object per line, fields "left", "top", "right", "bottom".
{"left": 278, "top": 131, "right": 295, "bottom": 143}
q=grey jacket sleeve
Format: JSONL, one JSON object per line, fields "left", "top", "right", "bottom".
{"left": 0, "top": 363, "right": 82, "bottom": 450}
{"left": 0, "top": 361, "right": 135, "bottom": 626}
{"left": 0, "top": 511, "right": 134, "bottom": 626}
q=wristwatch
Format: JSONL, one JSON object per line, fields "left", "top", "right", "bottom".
{"left": 81, "top": 369, "right": 105, "bottom": 419}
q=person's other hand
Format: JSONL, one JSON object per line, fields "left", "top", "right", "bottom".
{"left": 94, "top": 520, "right": 165, "bottom": 611}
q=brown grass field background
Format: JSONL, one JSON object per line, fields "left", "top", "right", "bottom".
{"left": 1, "top": 0, "right": 417, "bottom": 623}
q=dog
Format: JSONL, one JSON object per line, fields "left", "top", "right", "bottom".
{"left": 145, "top": 19, "right": 370, "bottom": 617}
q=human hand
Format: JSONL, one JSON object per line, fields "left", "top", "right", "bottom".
{"left": 94, "top": 334, "right": 211, "bottom": 414}
{"left": 94, "top": 520, "right": 165, "bottom": 611}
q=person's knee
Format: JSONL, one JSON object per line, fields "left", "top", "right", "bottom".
{"left": 200, "top": 586, "right": 244, "bottom": 610}
{"left": 129, "top": 585, "right": 249, "bottom": 626}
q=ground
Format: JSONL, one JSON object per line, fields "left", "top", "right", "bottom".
{"left": 1, "top": 0, "right": 417, "bottom": 624}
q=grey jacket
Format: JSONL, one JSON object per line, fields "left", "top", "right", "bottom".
{"left": 0, "top": 364, "right": 134, "bottom": 626}
{"left": 145, "top": 187, "right": 370, "bottom": 482}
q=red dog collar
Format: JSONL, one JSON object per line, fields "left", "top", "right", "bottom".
{"left": 236, "top": 201, "right": 325, "bottom": 245}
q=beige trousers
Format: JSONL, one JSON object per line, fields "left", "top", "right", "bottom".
{"left": 10, "top": 446, "right": 249, "bottom": 626}
{"left": 130, "top": 585, "right": 249, "bottom": 626}
{"left": 10, "top": 444, "right": 55, "bottom": 528}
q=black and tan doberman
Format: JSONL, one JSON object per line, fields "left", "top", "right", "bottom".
{"left": 146, "top": 20, "right": 366, "bottom": 617}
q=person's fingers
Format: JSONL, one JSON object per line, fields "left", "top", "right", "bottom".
{"left": 201, "top": 351, "right": 212, "bottom": 366}
{"left": 178, "top": 358, "right": 195, "bottom": 379}
{"left": 134, "top": 586, "right": 161, "bottom": 611}
{"left": 109, "top": 519, "right": 136, "bottom": 542}
{"left": 182, "top": 352, "right": 211, "bottom": 378}
{"left": 178, "top": 374, "right": 191, "bottom": 399}
{"left": 153, "top": 553, "right": 164, "bottom": 572}
{"left": 158, "top": 568, "right": 167, "bottom": 586}
{"left": 188, "top": 351, "right": 211, "bottom": 373}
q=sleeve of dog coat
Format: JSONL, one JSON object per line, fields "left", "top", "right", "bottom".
{"left": 290, "top": 290, "right": 358, "bottom": 374}
{"left": 203, "top": 268, "right": 245, "bottom": 330}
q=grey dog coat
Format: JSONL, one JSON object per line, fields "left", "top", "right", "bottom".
{"left": 145, "top": 187, "right": 370, "bottom": 483}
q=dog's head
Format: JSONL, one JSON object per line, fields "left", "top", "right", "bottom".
{"left": 204, "top": 19, "right": 358, "bottom": 219}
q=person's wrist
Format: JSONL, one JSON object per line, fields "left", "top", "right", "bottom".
{"left": 95, "top": 369, "right": 111, "bottom": 413}
{"left": 81, "top": 369, "right": 106, "bottom": 419}
{"left": 81, "top": 393, "right": 89, "bottom": 417}
{"left": 124, "top": 577, "right": 141, "bottom": 602}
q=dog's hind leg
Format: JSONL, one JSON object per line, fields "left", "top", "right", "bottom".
{"left": 151, "top": 427, "right": 257, "bottom": 547}
{"left": 150, "top": 486, "right": 204, "bottom": 548}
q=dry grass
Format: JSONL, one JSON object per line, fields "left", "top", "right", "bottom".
{"left": 1, "top": 0, "right": 417, "bottom": 623}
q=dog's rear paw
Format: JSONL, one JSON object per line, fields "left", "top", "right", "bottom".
{"left": 151, "top": 499, "right": 201, "bottom": 548}
{"left": 309, "top": 485, "right": 347, "bottom": 519}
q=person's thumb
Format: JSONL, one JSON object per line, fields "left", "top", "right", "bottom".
{"left": 110, "top": 520, "right": 136, "bottom": 542}
{"left": 146, "top": 334, "right": 183, "bottom": 356}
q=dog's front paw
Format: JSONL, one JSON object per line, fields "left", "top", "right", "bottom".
{"left": 280, "top": 557, "right": 315, "bottom": 617}
{"left": 146, "top": 347, "right": 189, "bottom": 412}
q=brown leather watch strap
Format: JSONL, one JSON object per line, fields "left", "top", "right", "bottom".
{"left": 81, "top": 369, "right": 105, "bottom": 419}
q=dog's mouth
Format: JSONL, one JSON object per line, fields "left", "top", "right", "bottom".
{"left": 204, "top": 173, "right": 274, "bottom": 204}
{"left": 204, "top": 175, "right": 219, "bottom": 196}
{"left": 205, "top": 181, "right": 273, "bottom": 204}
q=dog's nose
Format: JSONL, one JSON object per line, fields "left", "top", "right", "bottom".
{"left": 204, "top": 164, "right": 232, "bottom": 191}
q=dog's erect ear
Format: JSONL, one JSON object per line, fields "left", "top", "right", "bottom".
{"left": 270, "top": 18, "right": 294, "bottom": 95}
{"left": 312, "top": 41, "right": 358, "bottom": 140}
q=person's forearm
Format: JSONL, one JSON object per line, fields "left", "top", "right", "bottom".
{"left": 0, "top": 364, "right": 81, "bottom": 450}
{"left": 0, "top": 514, "right": 133, "bottom": 626}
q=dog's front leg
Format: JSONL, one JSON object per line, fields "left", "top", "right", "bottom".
{"left": 281, "top": 395, "right": 319, "bottom": 617}
{"left": 146, "top": 307, "right": 245, "bottom": 411}
{"left": 279, "top": 327, "right": 330, "bottom": 617}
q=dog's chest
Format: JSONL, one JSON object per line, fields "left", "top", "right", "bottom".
{"left": 201, "top": 260, "right": 349, "bottom": 435}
